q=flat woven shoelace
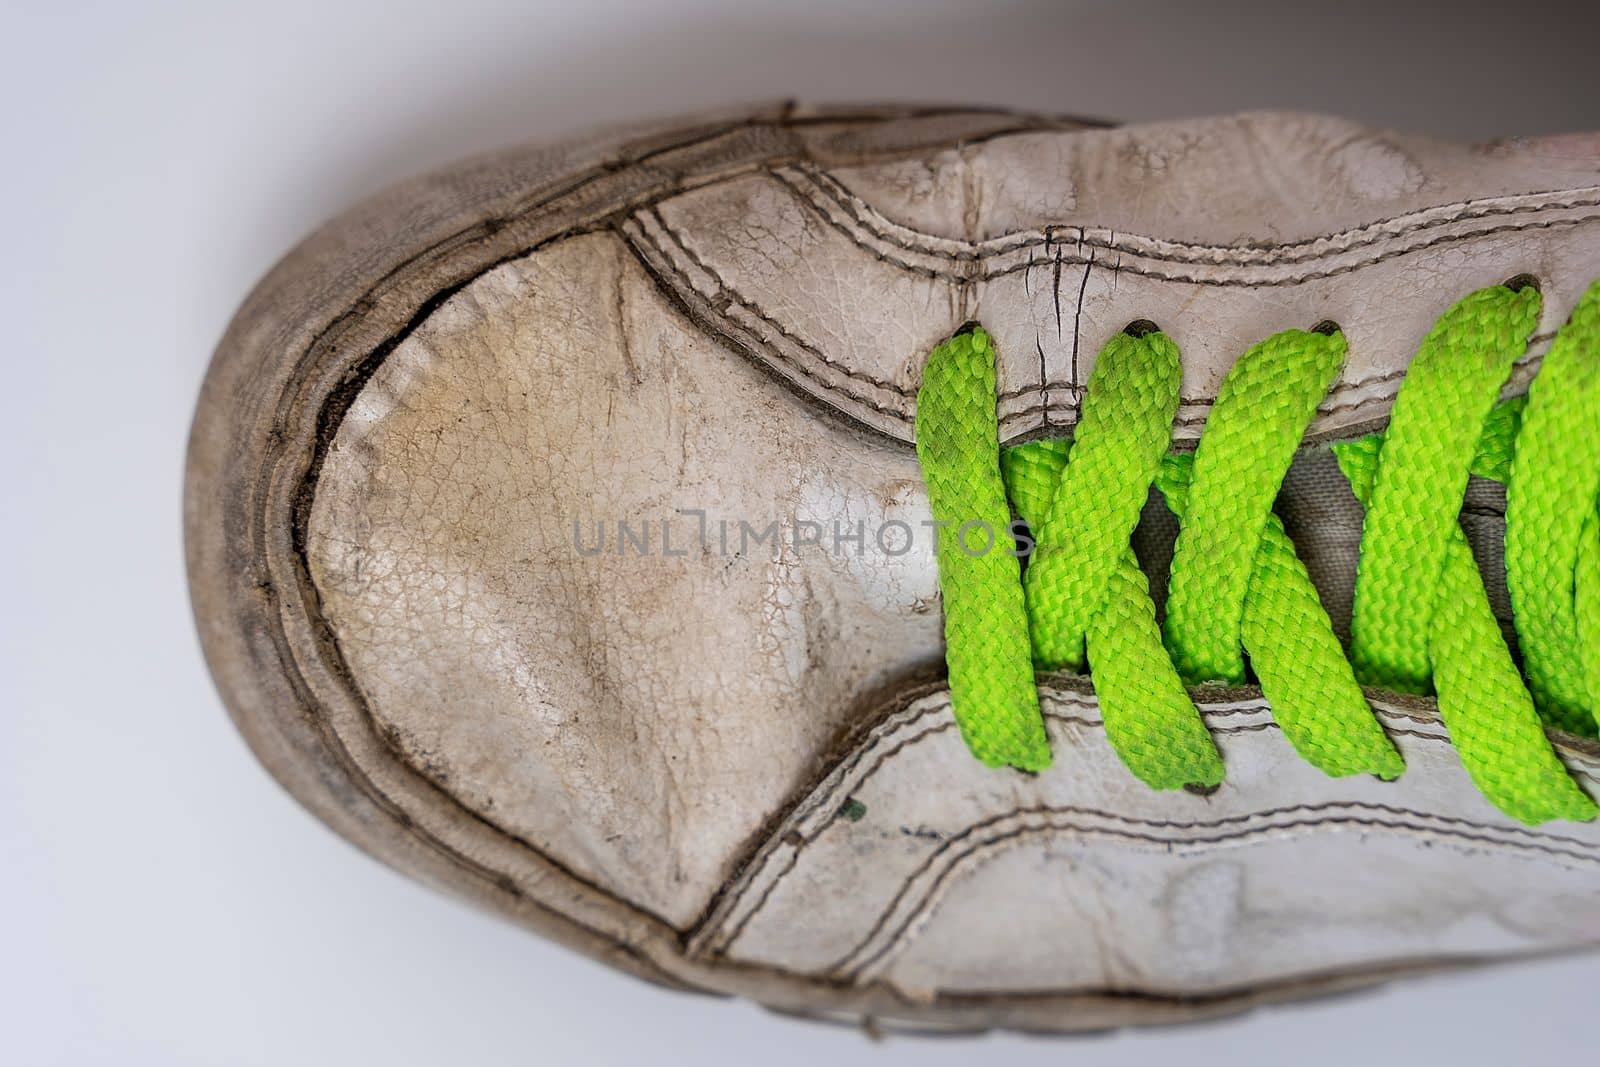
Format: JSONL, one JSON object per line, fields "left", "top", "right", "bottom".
{"left": 915, "top": 280, "right": 1600, "bottom": 825}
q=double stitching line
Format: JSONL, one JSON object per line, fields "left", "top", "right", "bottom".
{"left": 702, "top": 688, "right": 1600, "bottom": 960}
{"left": 785, "top": 163, "right": 1600, "bottom": 275}
{"left": 633, "top": 173, "right": 1597, "bottom": 438}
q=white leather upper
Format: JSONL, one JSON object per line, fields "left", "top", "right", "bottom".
{"left": 303, "top": 111, "right": 1600, "bottom": 1001}
{"left": 634, "top": 113, "right": 1600, "bottom": 442}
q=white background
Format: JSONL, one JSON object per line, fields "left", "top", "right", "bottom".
{"left": 5, "top": 1, "right": 1600, "bottom": 1063}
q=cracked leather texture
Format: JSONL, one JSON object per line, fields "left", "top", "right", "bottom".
{"left": 294, "top": 110, "right": 1600, "bottom": 1009}
{"left": 312, "top": 232, "right": 940, "bottom": 927}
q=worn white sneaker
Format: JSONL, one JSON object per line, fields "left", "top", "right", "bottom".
{"left": 187, "top": 103, "right": 1600, "bottom": 1032}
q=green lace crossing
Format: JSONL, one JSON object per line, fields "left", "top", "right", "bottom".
{"left": 915, "top": 280, "right": 1600, "bottom": 825}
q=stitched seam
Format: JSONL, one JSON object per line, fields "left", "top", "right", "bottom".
{"left": 800, "top": 690, "right": 1597, "bottom": 833}
{"left": 788, "top": 164, "right": 1600, "bottom": 267}
{"left": 772, "top": 170, "right": 1600, "bottom": 285}
{"left": 644, "top": 206, "right": 916, "bottom": 398}
{"left": 798, "top": 162, "right": 1600, "bottom": 261}
{"left": 714, "top": 773, "right": 1523, "bottom": 958}
{"left": 626, "top": 212, "right": 919, "bottom": 412}
{"left": 808, "top": 693, "right": 1597, "bottom": 834}
{"left": 997, "top": 215, "right": 1600, "bottom": 285}
{"left": 712, "top": 691, "right": 1599, "bottom": 951}
{"left": 707, "top": 714, "right": 956, "bottom": 948}
{"left": 639, "top": 195, "right": 1580, "bottom": 437}
{"left": 832, "top": 805, "right": 1600, "bottom": 979}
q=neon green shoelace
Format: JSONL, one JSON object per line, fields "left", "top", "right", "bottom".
{"left": 915, "top": 280, "right": 1600, "bottom": 825}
